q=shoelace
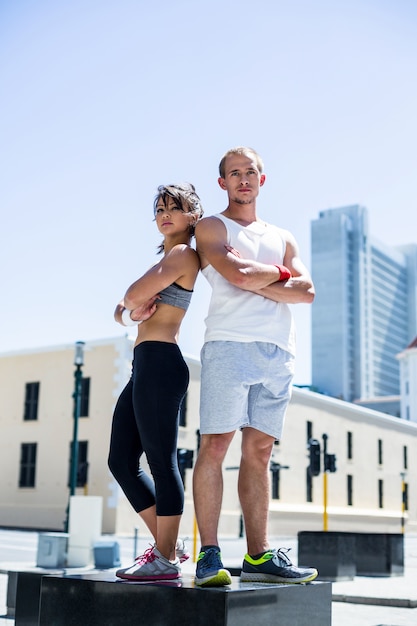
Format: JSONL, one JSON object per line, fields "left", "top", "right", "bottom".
{"left": 133, "top": 541, "right": 187, "bottom": 565}
{"left": 273, "top": 548, "right": 293, "bottom": 567}
{"left": 134, "top": 546, "right": 156, "bottom": 565}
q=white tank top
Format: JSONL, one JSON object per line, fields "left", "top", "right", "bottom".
{"left": 202, "top": 214, "right": 296, "bottom": 356}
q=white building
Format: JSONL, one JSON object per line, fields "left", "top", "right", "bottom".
{"left": 0, "top": 336, "right": 416, "bottom": 538}
{"left": 397, "top": 337, "right": 417, "bottom": 423}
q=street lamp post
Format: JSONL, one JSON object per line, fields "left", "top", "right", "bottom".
{"left": 322, "top": 434, "right": 328, "bottom": 532}
{"left": 64, "top": 341, "right": 85, "bottom": 533}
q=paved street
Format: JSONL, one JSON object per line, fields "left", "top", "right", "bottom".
{"left": 1, "top": 529, "right": 417, "bottom": 625}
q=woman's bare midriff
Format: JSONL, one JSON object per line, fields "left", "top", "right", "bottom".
{"left": 133, "top": 303, "right": 186, "bottom": 347}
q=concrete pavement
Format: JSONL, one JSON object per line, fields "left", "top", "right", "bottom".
{"left": 1, "top": 530, "right": 417, "bottom": 625}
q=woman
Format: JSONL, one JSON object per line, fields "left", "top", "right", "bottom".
{"left": 108, "top": 183, "right": 203, "bottom": 581}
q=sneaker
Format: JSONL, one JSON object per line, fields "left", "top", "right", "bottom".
{"left": 116, "top": 539, "right": 188, "bottom": 578}
{"left": 194, "top": 547, "right": 232, "bottom": 587}
{"left": 116, "top": 546, "right": 181, "bottom": 581}
{"left": 176, "top": 537, "right": 190, "bottom": 563}
{"left": 115, "top": 546, "right": 153, "bottom": 578}
{"left": 240, "top": 548, "right": 318, "bottom": 584}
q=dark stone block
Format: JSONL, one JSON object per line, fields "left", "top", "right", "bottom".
{"left": 6, "top": 570, "right": 18, "bottom": 617}
{"left": 298, "top": 531, "right": 356, "bottom": 581}
{"left": 298, "top": 531, "right": 405, "bottom": 580}
{"left": 38, "top": 572, "right": 332, "bottom": 626}
{"left": 15, "top": 571, "right": 44, "bottom": 626}
{"left": 354, "top": 533, "right": 404, "bottom": 576}
{"left": 6, "top": 567, "right": 63, "bottom": 622}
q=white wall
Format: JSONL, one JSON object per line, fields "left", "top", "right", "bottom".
{"left": 1, "top": 339, "right": 416, "bottom": 539}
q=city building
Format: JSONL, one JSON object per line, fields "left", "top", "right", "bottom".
{"left": 311, "top": 204, "right": 417, "bottom": 406}
{"left": 1, "top": 336, "right": 416, "bottom": 537}
{"left": 397, "top": 336, "right": 417, "bottom": 423}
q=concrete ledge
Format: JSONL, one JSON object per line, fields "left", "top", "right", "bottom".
{"left": 331, "top": 567, "right": 417, "bottom": 609}
{"left": 332, "top": 593, "right": 417, "bottom": 609}
{"left": 38, "top": 573, "right": 332, "bottom": 626}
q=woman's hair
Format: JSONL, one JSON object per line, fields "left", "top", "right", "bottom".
{"left": 218, "top": 146, "right": 264, "bottom": 178}
{"left": 153, "top": 183, "right": 204, "bottom": 254}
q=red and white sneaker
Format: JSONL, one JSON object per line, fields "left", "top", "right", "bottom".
{"left": 116, "top": 546, "right": 181, "bottom": 581}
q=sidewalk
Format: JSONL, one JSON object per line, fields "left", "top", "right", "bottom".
{"left": 1, "top": 532, "right": 417, "bottom": 625}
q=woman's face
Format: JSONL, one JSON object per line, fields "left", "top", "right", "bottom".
{"left": 154, "top": 196, "right": 194, "bottom": 236}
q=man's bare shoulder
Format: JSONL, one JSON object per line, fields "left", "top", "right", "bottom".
{"left": 195, "top": 215, "right": 226, "bottom": 237}
{"left": 197, "top": 214, "right": 224, "bottom": 226}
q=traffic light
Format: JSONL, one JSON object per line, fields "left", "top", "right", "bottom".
{"left": 77, "top": 461, "right": 89, "bottom": 487}
{"left": 177, "top": 448, "right": 194, "bottom": 486}
{"left": 308, "top": 438, "right": 321, "bottom": 476}
{"left": 325, "top": 453, "right": 337, "bottom": 473}
{"left": 269, "top": 462, "right": 290, "bottom": 499}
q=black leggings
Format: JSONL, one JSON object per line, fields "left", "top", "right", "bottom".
{"left": 108, "top": 341, "right": 189, "bottom": 516}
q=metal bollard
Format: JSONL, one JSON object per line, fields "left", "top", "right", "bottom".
{"left": 133, "top": 526, "right": 139, "bottom": 559}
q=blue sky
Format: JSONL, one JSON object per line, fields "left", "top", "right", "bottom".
{"left": 1, "top": 0, "right": 416, "bottom": 383}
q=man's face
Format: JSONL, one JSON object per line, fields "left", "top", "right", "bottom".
{"left": 218, "top": 153, "right": 265, "bottom": 205}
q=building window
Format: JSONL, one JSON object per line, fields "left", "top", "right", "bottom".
{"left": 378, "top": 479, "right": 383, "bottom": 508}
{"left": 23, "top": 382, "right": 40, "bottom": 421}
{"left": 80, "top": 378, "right": 90, "bottom": 417}
{"left": 306, "top": 467, "right": 313, "bottom": 503}
{"left": 347, "top": 431, "right": 353, "bottom": 459}
{"left": 306, "top": 420, "right": 313, "bottom": 443}
{"left": 19, "top": 443, "right": 37, "bottom": 488}
{"left": 403, "top": 446, "right": 408, "bottom": 470}
{"left": 404, "top": 483, "right": 409, "bottom": 511}
{"left": 347, "top": 475, "right": 353, "bottom": 506}
{"left": 378, "top": 439, "right": 383, "bottom": 465}
{"left": 179, "top": 393, "right": 187, "bottom": 427}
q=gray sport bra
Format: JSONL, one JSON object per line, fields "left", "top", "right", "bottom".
{"left": 159, "top": 282, "right": 193, "bottom": 311}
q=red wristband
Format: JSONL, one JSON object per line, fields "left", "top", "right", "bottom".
{"left": 274, "top": 265, "right": 291, "bottom": 281}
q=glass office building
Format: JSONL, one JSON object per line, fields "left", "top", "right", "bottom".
{"left": 311, "top": 205, "right": 417, "bottom": 402}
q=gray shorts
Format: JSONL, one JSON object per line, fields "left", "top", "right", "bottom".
{"left": 199, "top": 341, "right": 295, "bottom": 440}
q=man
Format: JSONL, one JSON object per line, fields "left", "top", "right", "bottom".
{"left": 193, "top": 146, "right": 317, "bottom": 587}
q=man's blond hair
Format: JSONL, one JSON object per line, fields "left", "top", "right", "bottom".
{"left": 218, "top": 146, "right": 264, "bottom": 178}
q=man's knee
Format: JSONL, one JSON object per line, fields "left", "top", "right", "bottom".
{"left": 199, "top": 432, "right": 234, "bottom": 460}
{"left": 242, "top": 430, "right": 274, "bottom": 463}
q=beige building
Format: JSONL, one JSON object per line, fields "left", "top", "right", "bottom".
{"left": 0, "top": 336, "right": 416, "bottom": 539}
